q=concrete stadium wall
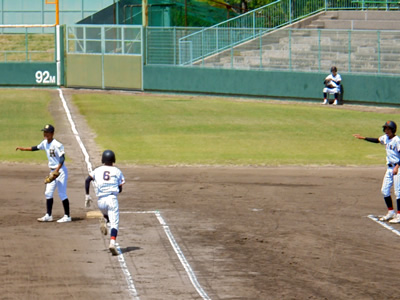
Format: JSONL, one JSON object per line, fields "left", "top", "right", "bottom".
{"left": 144, "top": 66, "right": 400, "bottom": 106}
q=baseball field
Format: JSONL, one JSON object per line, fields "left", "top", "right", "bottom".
{"left": 2, "top": 88, "right": 400, "bottom": 299}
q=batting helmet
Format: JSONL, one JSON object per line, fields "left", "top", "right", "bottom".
{"left": 382, "top": 120, "right": 397, "bottom": 133}
{"left": 102, "top": 150, "right": 116, "bottom": 164}
{"left": 41, "top": 124, "right": 55, "bottom": 133}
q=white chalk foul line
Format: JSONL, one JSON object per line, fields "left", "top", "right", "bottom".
{"left": 121, "top": 210, "right": 211, "bottom": 300}
{"left": 57, "top": 89, "right": 93, "bottom": 173}
{"left": 116, "top": 243, "right": 140, "bottom": 299}
{"left": 367, "top": 215, "right": 400, "bottom": 237}
{"left": 58, "top": 88, "right": 140, "bottom": 300}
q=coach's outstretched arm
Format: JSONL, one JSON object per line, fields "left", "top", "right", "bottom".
{"left": 16, "top": 146, "right": 39, "bottom": 151}
{"left": 353, "top": 134, "right": 380, "bottom": 143}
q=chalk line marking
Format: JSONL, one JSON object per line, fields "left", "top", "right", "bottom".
{"left": 367, "top": 215, "right": 400, "bottom": 237}
{"left": 58, "top": 88, "right": 140, "bottom": 300}
{"left": 121, "top": 210, "right": 211, "bottom": 300}
{"left": 57, "top": 89, "right": 93, "bottom": 173}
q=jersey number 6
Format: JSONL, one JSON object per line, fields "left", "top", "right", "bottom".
{"left": 103, "top": 171, "right": 111, "bottom": 181}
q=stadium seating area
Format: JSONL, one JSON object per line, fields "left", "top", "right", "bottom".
{"left": 196, "top": 11, "right": 400, "bottom": 75}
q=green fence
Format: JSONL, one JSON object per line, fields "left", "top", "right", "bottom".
{"left": 0, "top": 25, "right": 62, "bottom": 86}
{"left": 145, "top": 26, "right": 400, "bottom": 76}
{"left": 192, "top": 28, "right": 400, "bottom": 75}
{"left": 353, "top": 0, "right": 400, "bottom": 10}
{"left": 66, "top": 24, "right": 143, "bottom": 89}
{"left": 143, "top": 65, "right": 400, "bottom": 105}
{"left": 145, "top": 27, "right": 202, "bottom": 65}
{"left": 0, "top": 27, "right": 56, "bottom": 62}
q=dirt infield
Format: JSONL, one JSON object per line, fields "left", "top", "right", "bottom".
{"left": 2, "top": 90, "right": 400, "bottom": 300}
{"left": 2, "top": 164, "right": 400, "bottom": 300}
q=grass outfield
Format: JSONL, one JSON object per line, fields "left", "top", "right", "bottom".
{"left": 0, "top": 89, "right": 53, "bottom": 163}
{"left": 0, "top": 34, "right": 55, "bottom": 62}
{"left": 3, "top": 89, "right": 400, "bottom": 166}
{"left": 71, "top": 92, "right": 400, "bottom": 166}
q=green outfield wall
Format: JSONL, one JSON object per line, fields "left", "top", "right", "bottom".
{"left": 143, "top": 66, "right": 400, "bottom": 105}
{"left": 0, "top": 63, "right": 58, "bottom": 86}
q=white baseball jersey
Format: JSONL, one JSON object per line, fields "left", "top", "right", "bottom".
{"left": 379, "top": 134, "right": 400, "bottom": 165}
{"left": 37, "top": 139, "right": 65, "bottom": 169}
{"left": 325, "top": 73, "right": 342, "bottom": 88}
{"left": 37, "top": 138, "right": 68, "bottom": 200}
{"left": 379, "top": 134, "right": 400, "bottom": 198}
{"left": 90, "top": 165, "right": 125, "bottom": 198}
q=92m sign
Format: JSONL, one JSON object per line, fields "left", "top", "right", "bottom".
{"left": 35, "top": 70, "right": 56, "bottom": 84}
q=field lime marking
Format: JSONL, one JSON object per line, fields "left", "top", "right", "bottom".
{"left": 58, "top": 88, "right": 139, "bottom": 300}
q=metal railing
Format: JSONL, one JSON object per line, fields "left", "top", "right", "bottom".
{"left": 177, "top": 0, "right": 400, "bottom": 66}
{"left": 353, "top": 0, "right": 400, "bottom": 10}
{"left": 145, "top": 27, "right": 204, "bottom": 65}
{"left": 178, "top": 0, "right": 326, "bottom": 65}
{"left": 192, "top": 28, "right": 400, "bottom": 75}
{"left": 146, "top": 26, "right": 400, "bottom": 75}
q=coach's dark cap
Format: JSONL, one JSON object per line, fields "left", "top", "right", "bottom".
{"left": 41, "top": 124, "right": 55, "bottom": 133}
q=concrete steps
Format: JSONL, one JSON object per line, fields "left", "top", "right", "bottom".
{"left": 197, "top": 11, "right": 400, "bottom": 74}
{"left": 311, "top": 19, "right": 400, "bottom": 30}
{"left": 305, "top": 11, "right": 400, "bottom": 30}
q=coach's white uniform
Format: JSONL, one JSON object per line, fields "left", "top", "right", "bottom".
{"left": 323, "top": 73, "right": 342, "bottom": 94}
{"left": 379, "top": 134, "right": 400, "bottom": 198}
{"left": 90, "top": 165, "right": 125, "bottom": 231}
{"left": 37, "top": 138, "right": 68, "bottom": 200}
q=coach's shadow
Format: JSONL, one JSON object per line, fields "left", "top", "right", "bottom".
{"left": 120, "top": 246, "right": 141, "bottom": 254}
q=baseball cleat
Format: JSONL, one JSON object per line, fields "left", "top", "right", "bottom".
{"left": 100, "top": 218, "right": 108, "bottom": 235}
{"left": 56, "top": 215, "right": 72, "bottom": 223}
{"left": 37, "top": 214, "right": 53, "bottom": 222}
{"left": 379, "top": 210, "right": 396, "bottom": 221}
{"left": 109, "top": 240, "right": 118, "bottom": 256}
{"left": 389, "top": 214, "right": 400, "bottom": 224}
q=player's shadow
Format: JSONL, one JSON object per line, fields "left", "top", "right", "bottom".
{"left": 120, "top": 246, "right": 141, "bottom": 254}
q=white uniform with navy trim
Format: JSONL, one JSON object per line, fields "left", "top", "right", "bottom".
{"left": 90, "top": 165, "right": 125, "bottom": 231}
{"left": 37, "top": 138, "right": 68, "bottom": 200}
{"left": 379, "top": 134, "right": 400, "bottom": 197}
{"left": 323, "top": 73, "right": 342, "bottom": 94}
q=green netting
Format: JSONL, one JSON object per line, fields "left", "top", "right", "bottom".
{"left": 169, "top": 0, "right": 239, "bottom": 26}
{"left": 79, "top": 0, "right": 239, "bottom": 27}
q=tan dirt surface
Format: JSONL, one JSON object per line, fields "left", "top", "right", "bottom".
{"left": 2, "top": 89, "right": 400, "bottom": 299}
{"left": 2, "top": 163, "right": 400, "bottom": 299}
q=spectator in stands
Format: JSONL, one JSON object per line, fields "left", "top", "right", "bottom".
{"left": 322, "top": 66, "right": 342, "bottom": 105}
